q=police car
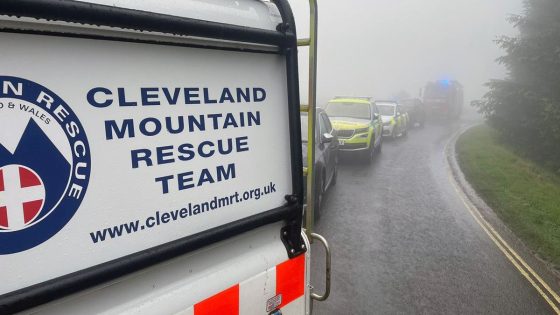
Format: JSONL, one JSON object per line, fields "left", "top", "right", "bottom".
{"left": 325, "top": 97, "right": 383, "bottom": 162}
{"left": 376, "top": 100, "right": 409, "bottom": 138}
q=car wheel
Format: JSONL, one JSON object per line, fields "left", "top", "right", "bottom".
{"left": 376, "top": 137, "right": 383, "bottom": 154}
{"left": 403, "top": 126, "right": 408, "bottom": 136}
{"left": 364, "top": 140, "right": 375, "bottom": 163}
{"left": 391, "top": 129, "right": 397, "bottom": 140}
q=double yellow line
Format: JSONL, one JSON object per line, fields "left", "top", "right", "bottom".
{"left": 447, "top": 131, "right": 560, "bottom": 314}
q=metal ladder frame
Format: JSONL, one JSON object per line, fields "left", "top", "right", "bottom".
{"left": 298, "top": 0, "right": 331, "bottom": 304}
{"left": 300, "top": 0, "right": 319, "bottom": 239}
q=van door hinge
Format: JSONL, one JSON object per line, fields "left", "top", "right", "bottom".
{"left": 280, "top": 191, "right": 306, "bottom": 259}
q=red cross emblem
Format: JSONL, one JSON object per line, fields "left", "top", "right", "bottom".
{"left": 0, "top": 165, "right": 45, "bottom": 230}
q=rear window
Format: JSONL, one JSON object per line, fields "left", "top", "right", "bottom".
{"left": 377, "top": 104, "right": 396, "bottom": 116}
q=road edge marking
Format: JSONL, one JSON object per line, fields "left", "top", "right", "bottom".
{"left": 449, "top": 173, "right": 560, "bottom": 314}
{"left": 446, "top": 126, "right": 560, "bottom": 314}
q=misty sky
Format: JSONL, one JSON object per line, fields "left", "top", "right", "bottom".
{"left": 289, "top": 0, "right": 524, "bottom": 106}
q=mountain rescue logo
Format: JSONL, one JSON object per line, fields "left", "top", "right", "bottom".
{"left": 0, "top": 76, "right": 90, "bottom": 254}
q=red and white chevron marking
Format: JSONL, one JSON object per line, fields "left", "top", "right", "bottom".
{"left": 177, "top": 254, "right": 306, "bottom": 315}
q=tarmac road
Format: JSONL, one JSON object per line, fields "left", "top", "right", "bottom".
{"left": 309, "top": 115, "right": 555, "bottom": 314}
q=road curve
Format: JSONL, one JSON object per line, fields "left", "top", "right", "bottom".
{"left": 309, "top": 116, "right": 554, "bottom": 314}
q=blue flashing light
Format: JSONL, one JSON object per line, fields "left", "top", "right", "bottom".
{"left": 438, "top": 79, "right": 451, "bottom": 87}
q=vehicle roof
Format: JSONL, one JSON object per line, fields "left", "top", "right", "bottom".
{"left": 328, "top": 98, "right": 371, "bottom": 105}
{"left": 375, "top": 100, "right": 398, "bottom": 106}
{"left": 333, "top": 96, "right": 373, "bottom": 101}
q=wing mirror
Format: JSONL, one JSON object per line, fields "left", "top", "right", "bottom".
{"left": 373, "top": 113, "right": 379, "bottom": 119}
{"left": 321, "top": 133, "right": 333, "bottom": 144}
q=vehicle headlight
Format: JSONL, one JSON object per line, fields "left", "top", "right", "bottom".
{"left": 355, "top": 127, "right": 369, "bottom": 134}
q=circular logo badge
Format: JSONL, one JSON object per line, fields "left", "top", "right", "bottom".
{"left": 0, "top": 76, "right": 90, "bottom": 254}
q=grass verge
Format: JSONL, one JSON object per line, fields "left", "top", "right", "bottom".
{"left": 456, "top": 124, "right": 560, "bottom": 267}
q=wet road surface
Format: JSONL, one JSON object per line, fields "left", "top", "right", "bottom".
{"left": 309, "top": 118, "right": 554, "bottom": 314}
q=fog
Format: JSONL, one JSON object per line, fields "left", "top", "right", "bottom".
{"left": 289, "top": 0, "right": 523, "bottom": 107}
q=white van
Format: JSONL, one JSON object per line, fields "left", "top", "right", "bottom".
{"left": 0, "top": 1, "right": 327, "bottom": 314}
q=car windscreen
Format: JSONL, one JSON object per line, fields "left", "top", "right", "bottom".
{"left": 325, "top": 102, "right": 371, "bottom": 119}
{"left": 377, "top": 104, "right": 396, "bottom": 116}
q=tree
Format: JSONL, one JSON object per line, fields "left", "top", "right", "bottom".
{"left": 475, "top": 0, "right": 560, "bottom": 171}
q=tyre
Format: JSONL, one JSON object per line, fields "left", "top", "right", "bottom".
{"left": 331, "top": 156, "right": 338, "bottom": 186}
{"left": 364, "top": 140, "right": 375, "bottom": 163}
{"left": 376, "top": 137, "right": 383, "bottom": 154}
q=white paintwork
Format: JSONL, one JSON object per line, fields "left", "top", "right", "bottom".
{"left": 20, "top": 222, "right": 289, "bottom": 314}
{"left": 239, "top": 267, "right": 277, "bottom": 314}
{"left": 281, "top": 296, "right": 306, "bottom": 315}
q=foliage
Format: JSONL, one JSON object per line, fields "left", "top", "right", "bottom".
{"left": 457, "top": 125, "right": 560, "bottom": 267}
{"left": 474, "top": 0, "right": 560, "bottom": 172}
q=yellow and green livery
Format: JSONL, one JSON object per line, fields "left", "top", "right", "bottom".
{"left": 324, "top": 97, "right": 383, "bottom": 162}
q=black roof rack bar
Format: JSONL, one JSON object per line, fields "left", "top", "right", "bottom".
{"left": 0, "top": 0, "right": 294, "bottom": 47}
